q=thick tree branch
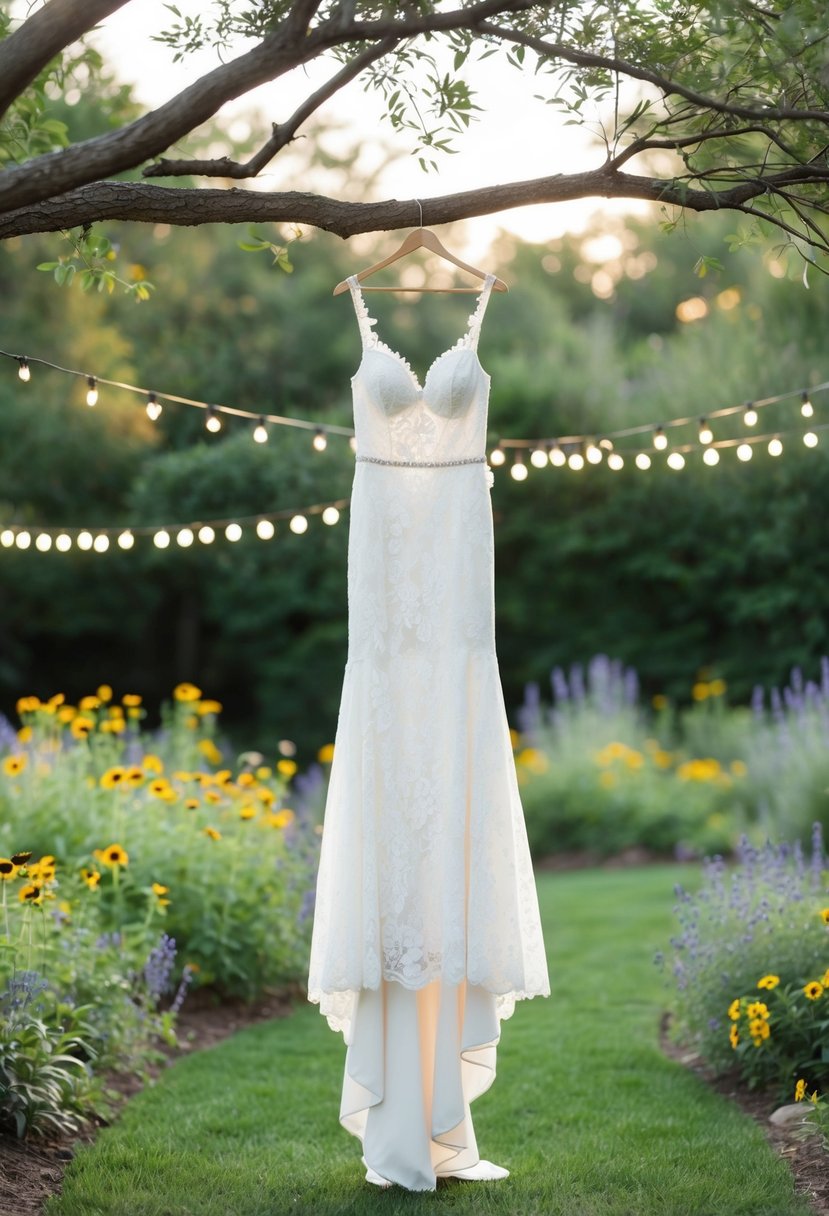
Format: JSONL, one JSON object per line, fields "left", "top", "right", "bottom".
{"left": 0, "top": 0, "right": 533, "bottom": 216}
{"left": 2, "top": 168, "right": 822, "bottom": 242}
{"left": 0, "top": 0, "right": 131, "bottom": 121}
{"left": 142, "top": 36, "right": 400, "bottom": 179}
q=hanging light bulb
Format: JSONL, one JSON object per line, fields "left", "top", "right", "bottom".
{"left": 698, "top": 418, "right": 713, "bottom": 445}
{"left": 567, "top": 447, "right": 585, "bottom": 471}
{"left": 703, "top": 446, "right": 720, "bottom": 466}
{"left": 804, "top": 431, "right": 819, "bottom": 448}
{"left": 530, "top": 447, "right": 548, "bottom": 468}
{"left": 548, "top": 443, "right": 566, "bottom": 467}
{"left": 322, "top": 506, "right": 340, "bottom": 525}
{"left": 17, "top": 357, "right": 30, "bottom": 382}
{"left": 35, "top": 533, "right": 52, "bottom": 552}
{"left": 653, "top": 426, "right": 668, "bottom": 450}
{"left": 198, "top": 525, "right": 215, "bottom": 544}
{"left": 736, "top": 442, "right": 753, "bottom": 461}
{"left": 153, "top": 530, "right": 170, "bottom": 548}
{"left": 256, "top": 519, "right": 275, "bottom": 540}
{"left": 15, "top": 531, "right": 31, "bottom": 549}
{"left": 599, "top": 438, "right": 614, "bottom": 451}
{"left": 177, "top": 528, "right": 194, "bottom": 547}
{"left": 489, "top": 443, "right": 506, "bottom": 466}
{"left": 743, "top": 403, "right": 758, "bottom": 426}
{"left": 801, "top": 391, "right": 814, "bottom": 419}
{"left": 635, "top": 452, "right": 651, "bottom": 470}
{"left": 118, "top": 530, "right": 134, "bottom": 549}
{"left": 290, "top": 514, "right": 309, "bottom": 534}
{"left": 146, "top": 392, "right": 162, "bottom": 421}
{"left": 0, "top": 530, "right": 13, "bottom": 547}
{"left": 77, "top": 531, "right": 93, "bottom": 550}
{"left": 312, "top": 427, "right": 328, "bottom": 452}
{"left": 86, "top": 376, "right": 98, "bottom": 407}
{"left": 667, "top": 451, "right": 685, "bottom": 470}
{"left": 93, "top": 534, "right": 109, "bottom": 553}
{"left": 205, "top": 405, "right": 222, "bottom": 433}
{"left": 225, "top": 523, "right": 242, "bottom": 541}
{"left": 510, "top": 452, "right": 528, "bottom": 480}
{"left": 607, "top": 452, "right": 624, "bottom": 470}
{"left": 253, "top": 415, "right": 268, "bottom": 444}
{"left": 768, "top": 437, "right": 783, "bottom": 457}
{"left": 55, "top": 533, "right": 72, "bottom": 551}
{"left": 585, "top": 440, "right": 603, "bottom": 465}
{"left": 348, "top": 435, "right": 357, "bottom": 452}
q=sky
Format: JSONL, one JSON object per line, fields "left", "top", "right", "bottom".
{"left": 88, "top": 2, "right": 652, "bottom": 260}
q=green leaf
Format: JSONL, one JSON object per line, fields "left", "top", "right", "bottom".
{"left": 36, "top": 262, "right": 58, "bottom": 271}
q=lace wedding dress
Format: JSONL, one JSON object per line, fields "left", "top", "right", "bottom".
{"left": 306, "top": 272, "right": 550, "bottom": 1191}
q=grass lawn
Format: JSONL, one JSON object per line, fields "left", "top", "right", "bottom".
{"left": 47, "top": 865, "right": 813, "bottom": 1216}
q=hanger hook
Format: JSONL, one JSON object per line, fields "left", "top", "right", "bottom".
{"left": 414, "top": 197, "right": 423, "bottom": 229}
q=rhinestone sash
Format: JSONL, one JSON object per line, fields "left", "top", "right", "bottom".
{"left": 355, "top": 455, "right": 487, "bottom": 468}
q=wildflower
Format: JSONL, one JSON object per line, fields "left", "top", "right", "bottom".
{"left": 205, "top": 789, "right": 223, "bottom": 804}
{"left": 19, "top": 884, "right": 43, "bottom": 904}
{"left": 652, "top": 748, "right": 673, "bottom": 768}
{"left": 318, "top": 743, "right": 335, "bottom": 764}
{"left": 237, "top": 772, "right": 256, "bottom": 787}
{"left": 0, "top": 858, "right": 19, "bottom": 880}
{"left": 277, "top": 759, "right": 298, "bottom": 778}
{"left": 108, "top": 705, "right": 124, "bottom": 719}
{"left": 126, "top": 766, "right": 145, "bottom": 787}
{"left": 184, "top": 714, "right": 199, "bottom": 729}
{"left": 2, "top": 754, "right": 27, "bottom": 777}
{"left": 11, "top": 851, "right": 32, "bottom": 865}
{"left": 144, "top": 932, "right": 177, "bottom": 998}
{"left": 256, "top": 787, "right": 276, "bottom": 806}
{"left": 692, "top": 682, "right": 710, "bottom": 702}
{"left": 239, "top": 804, "right": 257, "bottom": 820}
{"left": 727, "top": 998, "right": 741, "bottom": 1021}
{"left": 708, "top": 678, "right": 727, "bottom": 697}
{"left": 804, "top": 981, "right": 824, "bottom": 1000}
{"left": 795, "top": 1079, "right": 807, "bottom": 1102}
{"left": 148, "top": 778, "right": 171, "bottom": 798}
{"left": 198, "top": 739, "right": 222, "bottom": 765}
{"left": 729, "top": 1023, "right": 739, "bottom": 1049}
{"left": 823, "top": 969, "right": 829, "bottom": 987}
{"left": 651, "top": 694, "right": 668, "bottom": 710}
{"left": 757, "top": 975, "right": 780, "bottom": 990}
{"left": 57, "top": 706, "right": 77, "bottom": 723}
{"left": 81, "top": 867, "right": 101, "bottom": 889}
{"left": 810, "top": 1090, "right": 819, "bottom": 1105}
{"left": 16, "top": 696, "right": 41, "bottom": 715}
{"left": 100, "top": 843, "right": 129, "bottom": 867}
{"left": 214, "top": 770, "right": 233, "bottom": 786}
{"left": 272, "top": 808, "right": 295, "bottom": 829}
{"left": 174, "top": 682, "right": 202, "bottom": 702}
{"left": 97, "top": 685, "right": 113, "bottom": 702}
{"left": 746, "top": 1002, "right": 769, "bottom": 1021}
{"left": 100, "top": 766, "right": 128, "bottom": 790}
{"left": 122, "top": 694, "right": 142, "bottom": 707}
{"left": 255, "top": 765, "right": 272, "bottom": 780}
{"left": 204, "top": 826, "right": 222, "bottom": 841}
{"left": 821, "top": 908, "right": 829, "bottom": 925}
{"left": 101, "top": 717, "right": 126, "bottom": 734}
{"left": 749, "top": 1018, "right": 770, "bottom": 1041}
{"left": 142, "top": 754, "right": 164, "bottom": 774}
{"left": 184, "top": 798, "right": 200, "bottom": 810}
{"left": 71, "top": 716, "right": 94, "bottom": 739}
{"left": 79, "top": 695, "right": 101, "bottom": 711}
{"left": 197, "top": 700, "right": 222, "bottom": 715}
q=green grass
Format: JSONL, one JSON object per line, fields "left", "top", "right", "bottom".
{"left": 47, "top": 866, "right": 813, "bottom": 1216}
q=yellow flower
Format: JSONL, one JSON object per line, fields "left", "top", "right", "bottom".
{"left": 17, "top": 725, "right": 32, "bottom": 743}
{"left": 691, "top": 682, "right": 710, "bottom": 702}
{"left": 108, "top": 705, "right": 125, "bottom": 719}
{"left": 97, "top": 685, "right": 113, "bottom": 703}
{"left": 127, "top": 707, "right": 142, "bottom": 719}
{"left": 256, "top": 787, "right": 276, "bottom": 806}
{"left": 174, "top": 682, "right": 202, "bottom": 702}
{"left": 100, "top": 843, "right": 129, "bottom": 867}
{"left": 152, "top": 882, "right": 169, "bottom": 896}
{"left": 810, "top": 1090, "right": 819, "bottom": 1105}
{"left": 729, "top": 1023, "right": 739, "bottom": 1049}
{"left": 122, "top": 694, "right": 143, "bottom": 707}
{"left": 0, "top": 858, "right": 20, "bottom": 880}
{"left": 204, "top": 826, "right": 222, "bottom": 841}
{"left": 47, "top": 693, "right": 65, "bottom": 708}
{"left": 727, "top": 998, "right": 741, "bottom": 1021}
{"left": 823, "top": 969, "right": 829, "bottom": 988}
{"left": 79, "top": 695, "right": 101, "bottom": 711}
{"left": 708, "top": 678, "right": 727, "bottom": 697}
{"left": 100, "top": 717, "right": 126, "bottom": 734}
{"left": 676, "top": 757, "right": 722, "bottom": 782}
{"left": 172, "top": 770, "right": 193, "bottom": 782}
{"left": 255, "top": 765, "right": 272, "bottom": 780}
{"left": 16, "top": 696, "right": 41, "bottom": 715}
{"left": 746, "top": 1001, "right": 769, "bottom": 1021}
{"left": 804, "top": 981, "right": 824, "bottom": 1000}
{"left": 205, "top": 789, "right": 223, "bottom": 804}
{"left": 239, "top": 804, "right": 257, "bottom": 820}
{"left": 317, "top": 743, "right": 335, "bottom": 764}
{"left": 237, "top": 772, "right": 256, "bottom": 787}
{"left": 197, "top": 700, "right": 222, "bottom": 715}
{"left": 148, "top": 778, "right": 171, "bottom": 798}
{"left": 795, "top": 1079, "right": 807, "bottom": 1102}
{"left": 508, "top": 728, "right": 520, "bottom": 749}
{"left": 214, "top": 769, "right": 233, "bottom": 786}
{"left": 100, "top": 766, "right": 128, "bottom": 790}
{"left": 271, "top": 808, "right": 295, "bottom": 829}
{"left": 81, "top": 867, "right": 101, "bottom": 889}
{"left": 749, "top": 1018, "right": 770, "bottom": 1040}
{"left": 71, "top": 716, "right": 95, "bottom": 739}
{"left": 198, "top": 739, "right": 222, "bottom": 765}
{"left": 277, "top": 759, "right": 298, "bottom": 778}
{"left": 651, "top": 694, "right": 668, "bottom": 711}
{"left": 820, "top": 908, "right": 829, "bottom": 925}
{"left": 652, "top": 749, "right": 673, "bottom": 769}
{"left": 57, "top": 706, "right": 77, "bottom": 724}
{"left": 184, "top": 714, "right": 199, "bottom": 729}
{"left": 125, "top": 766, "right": 145, "bottom": 787}
{"left": 623, "top": 749, "right": 644, "bottom": 770}
{"left": 2, "top": 754, "right": 27, "bottom": 777}
{"left": 19, "top": 883, "right": 43, "bottom": 904}
{"left": 757, "top": 975, "right": 780, "bottom": 990}
{"left": 142, "top": 754, "right": 164, "bottom": 774}
{"left": 184, "top": 797, "right": 200, "bottom": 810}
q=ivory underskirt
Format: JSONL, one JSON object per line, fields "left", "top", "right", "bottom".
{"left": 339, "top": 977, "right": 501, "bottom": 1192}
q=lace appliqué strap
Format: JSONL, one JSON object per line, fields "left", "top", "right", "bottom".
{"left": 347, "top": 275, "right": 379, "bottom": 348}
{"left": 464, "top": 273, "right": 496, "bottom": 352}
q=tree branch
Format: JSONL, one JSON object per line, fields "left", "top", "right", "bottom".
{"left": 142, "top": 36, "right": 399, "bottom": 179}
{"left": 0, "top": 0, "right": 131, "bottom": 122}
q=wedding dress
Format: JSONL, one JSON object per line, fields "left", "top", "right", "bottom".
{"left": 306, "top": 272, "right": 550, "bottom": 1191}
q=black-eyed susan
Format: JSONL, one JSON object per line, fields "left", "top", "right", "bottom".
{"left": 79, "top": 695, "right": 101, "bottom": 711}
{"left": 749, "top": 1018, "right": 770, "bottom": 1042}
{"left": 214, "top": 769, "right": 233, "bottom": 786}
{"left": 727, "top": 998, "right": 741, "bottom": 1021}
{"left": 100, "top": 843, "right": 129, "bottom": 867}
{"left": 204, "top": 789, "right": 223, "bottom": 804}
{"left": 804, "top": 980, "right": 824, "bottom": 1000}
{"left": 277, "top": 758, "right": 298, "bottom": 778}
{"left": 184, "top": 797, "right": 200, "bottom": 810}
{"left": 822, "top": 968, "right": 829, "bottom": 988}
{"left": 795, "top": 1078, "right": 807, "bottom": 1102}
{"left": 100, "top": 766, "right": 128, "bottom": 790}
{"left": 757, "top": 974, "right": 780, "bottom": 990}
{"left": 692, "top": 682, "right": 710, "bottom": 702}
{"left": 17, "top": 725, "right": 32, "bottom": 743}
{"left": 19, "top": 883, "right": 43, "bottom": 904}
{"left": 174, "top": 682, "right": 202, "bottom": 702}
{"left": 198, "top": 738, "right": 222, "bottom": 765}
{"left": 197, "top": 700, "right": 222, "bottom": 716}
{"left": 97, "top": 684, "right": 113, "bottom": 702}
{"left": 317, "top": 743, "right": 335, "bottom": 764}
{"left": 184, "top": 713, "right": 199, "bottom": 730}
{"left": 239, "top": 804, "right": 257, "bottom": 820}
{"left": 0, "top": 858, "right": 19, "bottom": 880}
{"left": 122, "top": 694, "right": 143, "bottom": 708}
{"left": 100, "top": 718, "right": 126, "bottom": 734}
{"left": 237, "top": 772, "right": 256, "bottom": 788}
{"left": 81, "top": 867, "right": 101, "bottom": 888}
{"left": 107, "top": 705, "right": 125, "bottom": 719}
{"left": 708, "top": 678, "right": 727, "bottom": 697}
{"left": 125, "top": 766, "right": 145, "bottom": 787}
{"left": 204, "top": 826, "right": 222, "bottom": 841}
{"left": 57, "top": 705, "right": 77, "bottom": 724}
{"left": 821, "top": 908, "right": 829, "bottom": 925}
{"left": 142, "top": 753, "right": 164, "bottom": 775}
{"left": 255, "top": 765, "right": 272, "bottom": 780}
{"left": 148, "top": 778, "right": 172, "bottom": 799}
{"left": 746, "top": 1001, "right": 769, "bottom": 1021}
{"left": 256, "top": 787, "right": 276, "bottom": 807}
{"left": 172, "top": 770, "right": 194, "bottom": 782}
{"left": 152, "top": 881, "right": 171, "bottom": 907}
{"left": 271, "top": 808, "right": 295, "bottom": 829}
{"left": 729, "top": 1023, "right": 739, "bottom": 1049}
{"left": 71, "top": 716, "right": 95, "bottom": 740}
{"left": 2, "top": 754, "right": 27, "bottom": 777}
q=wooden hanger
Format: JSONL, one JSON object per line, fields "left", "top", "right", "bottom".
{"left": 332, "top": 223, "right": 508, "bottom": 295}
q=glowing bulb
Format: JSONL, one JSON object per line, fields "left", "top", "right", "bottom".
{"left": 312, "top": 427, "right": 328, "bottom": 452}
{"left": 177, "top": 528, "right": 194, "bottom": 547}
{"left": 35, "top": 533, "right": 52, "bottom": 551}
{"left": 77, "top": 531, "right": 93, "bottom": 550}
{"left": 322, "top": 507, "right": 340, "bottom": 525}
{"left": 93, "top": 534, "right": 109, "bottom": 552}
{"left": 86, "top": 376, "right": 98, "bottom": 406}
{"left": 607, "top": 452, "right": 624, "bottom": 470}
{"left": 768, "top": 437, "right": 783, "bottom": 457}
{"left": 56, "top": 533, "right": 72, "bottom": 551}
{"left": 118, "top": 530, "right": 134, "bottom": 549}
{"left": 585, "top": 442, "right": 603, "bottom": 465}
{"left": 205, "top": 406, "right": 222, "bottom": 433}
{"left": 801, "top": 392, "right": 814, "bottom": 418}
{"left": 0, "top": 529, "right": 13, "bottom": 547}
{"left": 549, "top": 444, "right": 566, "bottom": 467}
{"left": 225, "top": 523, "right": 242, "bottom": 541}
{"left": 635, "top": 452, "right": 651, "bottom": 470}
{"left": 736, "top": 443, "right": 753, "bottom": 461}
{"left": 530, "top": 447, "right": 548, "bottom": 468}
{"left": 489, "top": 445, "right": 506, "bottom": 466}
{"left": 667, "top": 451, "right": 685, "bottom": 470}
{"left": 146, "top": 392, "right": 162, "bottom": 421}
{"left": 348, "top": 435, "right": 357, "bottom": 452}
{"left": 699, "top": 418, "right": 713, "bottom": 445}
{"left": 567, "top": 452, "right": 585, "bottom": 471}
{"left": 17, "top": 358, "right": 30, "bottom": 382}
{"left": 253, "top": 416, "right": 268, "bottom": 443}
{"left": 198, "top": 525, "right": 215, "bottom": 544}
{"left": 256, "top": 519, "right": 275, "bottom": 540}
{"left": 15, "top": 531, "right": 31, "bottom": 549}
{"left": 743, "top": 404, "right": 758, "bottom": 426}
{"left": 510, "top": 454, "right": 528, "bottom": 481}
{"left": 703, "top": 447, "right": 720, "bottom": 466}
{"left": 290, "top": 514, "right": 309, "bottom": 534}
{"left": 653, "top": 427, "right": 668, "bottom": 450}
{"left": 153, "top": 530, "right": 170, "bottom": 548}
{"left": 804, "top": 431, "right": 819, "bottom": 448}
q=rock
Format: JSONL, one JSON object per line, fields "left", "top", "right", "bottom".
{"left": 769, "top": 1104, "right": 812, "bottom": 1126}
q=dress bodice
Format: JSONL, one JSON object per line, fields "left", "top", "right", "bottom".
{"left": 347, "top": 274, "right": 495, "bottom": 465}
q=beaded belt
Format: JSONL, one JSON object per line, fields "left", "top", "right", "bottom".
{"left": 355, "top": 455, "right": 487, "bottom": 468}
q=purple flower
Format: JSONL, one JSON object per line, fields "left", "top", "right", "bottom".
{"left": 143, "top": 932, "right": 177, "bottom": 999}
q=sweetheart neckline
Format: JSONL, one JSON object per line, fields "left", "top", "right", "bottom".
{"left": 352, "top": 342, "right": 490, "bottom": 395}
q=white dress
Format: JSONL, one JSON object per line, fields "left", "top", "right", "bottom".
{"left": 306, "top": 273, "right": 550, "bottom": 1191}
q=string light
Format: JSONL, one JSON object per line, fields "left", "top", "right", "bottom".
{"left": 348, "top": 436, "right": 358, "bottom": 452}
{"left": 743, "top": 403, "right": 758, "bottom": 426}
{"left": 322, "top": 507, "right": 340, "bottom": 525}
{"left": 252, "top": 415, "right": 268, "bottom": 444}
{"left": 548, "top": 443, "right": 566, "bottom": 467}
{"left": 154, "top": 531, "right": 170, "bottom": 548}
{"left": 607, "top": 452, "right": 624, "bottom": 470}
{"left": 146, "top": 392, "right": 162, "bottom": 421}
{"left": 768, "top": 437, "right": 783, "bottom": 456}
{"left": 530, "top": 447, "right": 548, "bottom": 468}
{"left": 804, "top": 431, "right": 819, "bottom": 447}
{"left": 290, "top": 514, "right": 308, "bottom": 534}
{"left": 17, "top": 357, "right": 30, "bottom": 382}
{"left": 205, "top": 405, "right": 222, "bottom": 433}
{"left": 736, "top": 443, "right": 753, "bottom": 461}
{"left": 585, "top": 440, "right": 603, "bottom": 465}
{"left": 567, "top": 448, "right": 585, "bottom": 471}
{"left": 801, "top": 391, "right": 814, "bottom": 418}
{"left": 312, "top": 427, "right": 328, "bottom": 452}
{"left": 225, "top": 523, "right": 242, "bottom": 542}
{"left": 699, "top": 418, "right": 713, "bottom": 444}
{"left": 703, "top": 447, "right": 720, "bottom": 466}
{"left": 666, "top": 451, "right": 685, "bottom": 470}
{"left": 653, "top": 426, "right": 668, "bottom": 450}
{"left": 635, "top": 453, "right": 651, "bottom": 470}
{"left": 489, "top": 443, "right": 506, "bottom": 466}
{"left": 510, "top": 452, "right": 528, "bottom": 480}
{"left": 198, "top": 526, "right": 215, "bottom": 544}
{"left": 86, "top": 376, "right": 98, "bottom": 407}
{"left": 118, "top": 531, "right": 134, "bottom": 549}
{"left": 256, "top": 519, "right": 275, "bottom": 540}
{"left": 177, "top": 528, "right": 194, "bottom": 547}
